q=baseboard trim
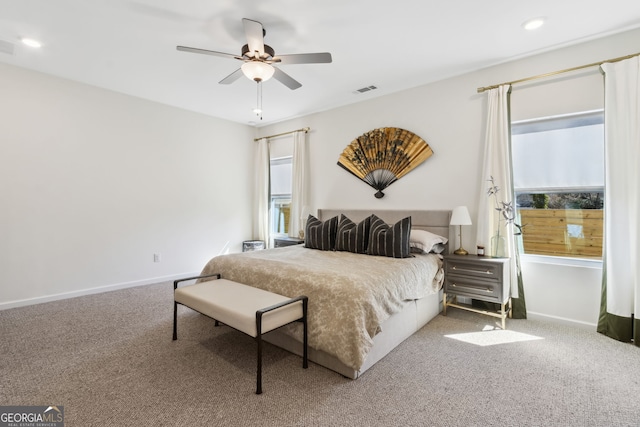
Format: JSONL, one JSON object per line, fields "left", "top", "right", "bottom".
{"left": 0, "top": 272, "right": 199, "bottom": 311}
{"left": 526, "top": 311, "right": 597, "bottom": 330}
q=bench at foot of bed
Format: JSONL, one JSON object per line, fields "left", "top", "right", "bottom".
{"left": 173, "top": 273, "right": 308, "bottom": 394}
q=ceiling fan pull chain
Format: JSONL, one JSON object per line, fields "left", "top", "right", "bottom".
{"left": 254, "top": 81, "right": 263, "bottom": 120}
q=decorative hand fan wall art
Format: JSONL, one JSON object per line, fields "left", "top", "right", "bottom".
{"left": 337, "top": 127, "right": 433, "bottom": 198}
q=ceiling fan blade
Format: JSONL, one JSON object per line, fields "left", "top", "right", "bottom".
{"left": 242, "top": 18, "right": 265, "bottom": 58}
{"left": 219, "top": 68, "right": 244, "bottom": 85}
{"left": 177, "top": 45, "right": 239, "bottom": 60}
{"left": 275, "top": 52, "right": 332, "bottom": 65}
{"left": 273, "top": 67, "right": 302, "bottom": 90}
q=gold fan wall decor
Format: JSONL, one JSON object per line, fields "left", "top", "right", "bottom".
{"left": 337, "top": 127, "right": 433, "bottom": 198}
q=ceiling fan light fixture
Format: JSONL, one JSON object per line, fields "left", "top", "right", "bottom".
{"left": 241, "top": 61, "right": 275, "bottom": 82}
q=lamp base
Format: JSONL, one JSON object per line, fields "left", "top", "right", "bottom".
{"left": 453, "top": 247, "right": 469, "bottom": 255}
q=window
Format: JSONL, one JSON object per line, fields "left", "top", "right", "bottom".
{"left": 511, "top": 110, "right": 604, "bottom": 260}
{"left": 270, "top": 156, "right": 292, "bottom": 237}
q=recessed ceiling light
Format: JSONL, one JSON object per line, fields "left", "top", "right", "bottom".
{"left": 523, "top": 17, "right": 546, "bottom": 31}
{"left": 21, "top": 38, "right": 42, "bottom": 48}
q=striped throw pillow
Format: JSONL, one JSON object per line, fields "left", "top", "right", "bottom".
{"left": 367, "top": 214, "right": 412, "bottom": 258}
{"left": 335, "top": 214, "right": 371, "bottom": 254}
{"left": 304, "top": 215, "right": 338, "bottom": 251}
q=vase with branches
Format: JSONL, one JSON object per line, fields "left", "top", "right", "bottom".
{"left": 487, "top": 176, "right": 523, "bottom": 257}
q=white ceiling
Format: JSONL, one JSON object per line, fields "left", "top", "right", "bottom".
{"left": 2, "top": 0, "right": 640, "bottom": 126}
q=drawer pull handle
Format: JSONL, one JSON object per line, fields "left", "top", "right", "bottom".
{"left": 450, "top": 283, "right": 493, "bottom": 292}
{"left": 451, "top": 266, "right": 494, "bottom": 275}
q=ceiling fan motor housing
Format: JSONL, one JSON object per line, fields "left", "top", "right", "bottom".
{"left": 242, "top": 44, "right": 275, "bottom": 61}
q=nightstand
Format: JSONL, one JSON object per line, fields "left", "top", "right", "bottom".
{"left": 273, "top": 237, "right": 304, "bottom": 248}
{"left": 443, "top": 254, "right": 511, "bottom": 329}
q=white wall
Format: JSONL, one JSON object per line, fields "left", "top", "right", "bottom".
{"left": 257, "top": 28, "right": 640, "bottom": 328}
{"left": 0, "top": 63, "right": 254, "bottom": 308}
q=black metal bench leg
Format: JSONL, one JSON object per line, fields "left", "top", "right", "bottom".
{"left": 303, "top": 298, "right": 308, "bottom": 369}
{"left": 173, "top": 301, "right": 178, "bottom": 340}
{"left": 256, "top": 334, "right": 263, "bottom": 395}
{"left": 256, "top": 313, "right": 263, "bottom": 395}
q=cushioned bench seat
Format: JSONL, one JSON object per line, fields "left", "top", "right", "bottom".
{"left": 173, "top": 273, "right": 308, "bottom": 394}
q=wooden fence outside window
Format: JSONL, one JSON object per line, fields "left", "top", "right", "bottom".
{"left": 518, "top": 209, "right": 603, "bottom": 259}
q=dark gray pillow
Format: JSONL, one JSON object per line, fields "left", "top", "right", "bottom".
{"left": 304, "top": 215, "right": 338, "bottom": 251}
{"left": 367, "top": 214, "right": 412, "bottom": 258}
{"left": 335, "top": 214, "right": 371, "bottom": 254}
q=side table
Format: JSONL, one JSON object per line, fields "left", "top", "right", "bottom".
{"left": 443, "top": 254, "right": 511, "bottom": 329}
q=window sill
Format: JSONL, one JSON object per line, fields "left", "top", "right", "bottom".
{"left": 520, "top": 253, "right": 602, "bottom": 269}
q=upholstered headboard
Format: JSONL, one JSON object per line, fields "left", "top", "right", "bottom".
{"left": 317, "top": 209, "right": 451, "bottom": 242}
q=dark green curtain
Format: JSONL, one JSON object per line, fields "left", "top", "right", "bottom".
{"left": 597, "top": 256, "right": 638, "bottom": 346}
{"left": 511, "top": 250, "right": 527, "bottom": 319}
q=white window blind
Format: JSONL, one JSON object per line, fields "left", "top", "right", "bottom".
{"left": 270, "top": 157, "right": 292, "bottom": 195}
{"left": 512, "top": 112, "right": 604, "bottom": 192}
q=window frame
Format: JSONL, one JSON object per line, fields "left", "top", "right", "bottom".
{"left": 269, "top": 156, "right": 293, "bottom": 239}
{"left": 511, "top": 110, "right": 605, "bottom": 263}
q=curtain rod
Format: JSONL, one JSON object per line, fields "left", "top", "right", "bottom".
{"left": 477, "top": 51, "right": 640, "bottom": 93}
{"left": 254, "top": 127, "right": 310, "bottom": 141}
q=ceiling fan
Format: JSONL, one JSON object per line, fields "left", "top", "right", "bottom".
{"left": 177, "top": 18, "right": 332, "bottom": 90}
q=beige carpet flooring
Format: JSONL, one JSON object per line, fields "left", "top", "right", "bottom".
{"left": 1, "top": 282, "right": 638, "bottom": 426}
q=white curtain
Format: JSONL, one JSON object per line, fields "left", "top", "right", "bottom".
{"left": 255, "top": 138, "right": 271, "bottom": 247}
{"left": 477, "top": 84, "right": 526, "bottom": 317}
{"left": 598, "top": 56, "right": 640, "bottom": 346}
{"left": 289, "top": 130, "right": 308, "bottom": 238}
{"left": 477, "top": 85, "right": 516, "bottom": 279}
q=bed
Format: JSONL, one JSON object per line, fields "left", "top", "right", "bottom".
{"left": 198, "top": 209, "right": 451, "bottom": 379}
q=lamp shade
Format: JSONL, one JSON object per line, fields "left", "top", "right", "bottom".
{"left": 241, "top": 61, "right": 275, "bottom": 82}
{"left": 450, "top": 206, "right": 472, "bottom": 226}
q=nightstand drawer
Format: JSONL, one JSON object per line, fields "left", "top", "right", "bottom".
{"left": 445, "top": 259, "right": 502, "bottom": 281}
{"left": 444, "top": 275, "right": 501, "bottom": 301}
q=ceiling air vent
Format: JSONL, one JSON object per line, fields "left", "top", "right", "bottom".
{"left": 353, "top": 85, "right": 377, "bottom": 95}
{"left": 0, "top": 40, "right": 15, "bottom": 55}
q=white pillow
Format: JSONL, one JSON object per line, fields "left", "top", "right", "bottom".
{"left": 410, "top": 229, "right": 448, "bottom": 254}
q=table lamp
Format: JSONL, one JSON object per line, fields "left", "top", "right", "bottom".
{"left": 450, "top": 206, "right": 472, "bottom": 255}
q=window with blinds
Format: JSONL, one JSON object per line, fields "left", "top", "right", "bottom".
{"left": 270, "top": 156, "right": 292, "bottom": 237}
{"left": 511, "top": 110, "right": 604, "bottom": 259}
